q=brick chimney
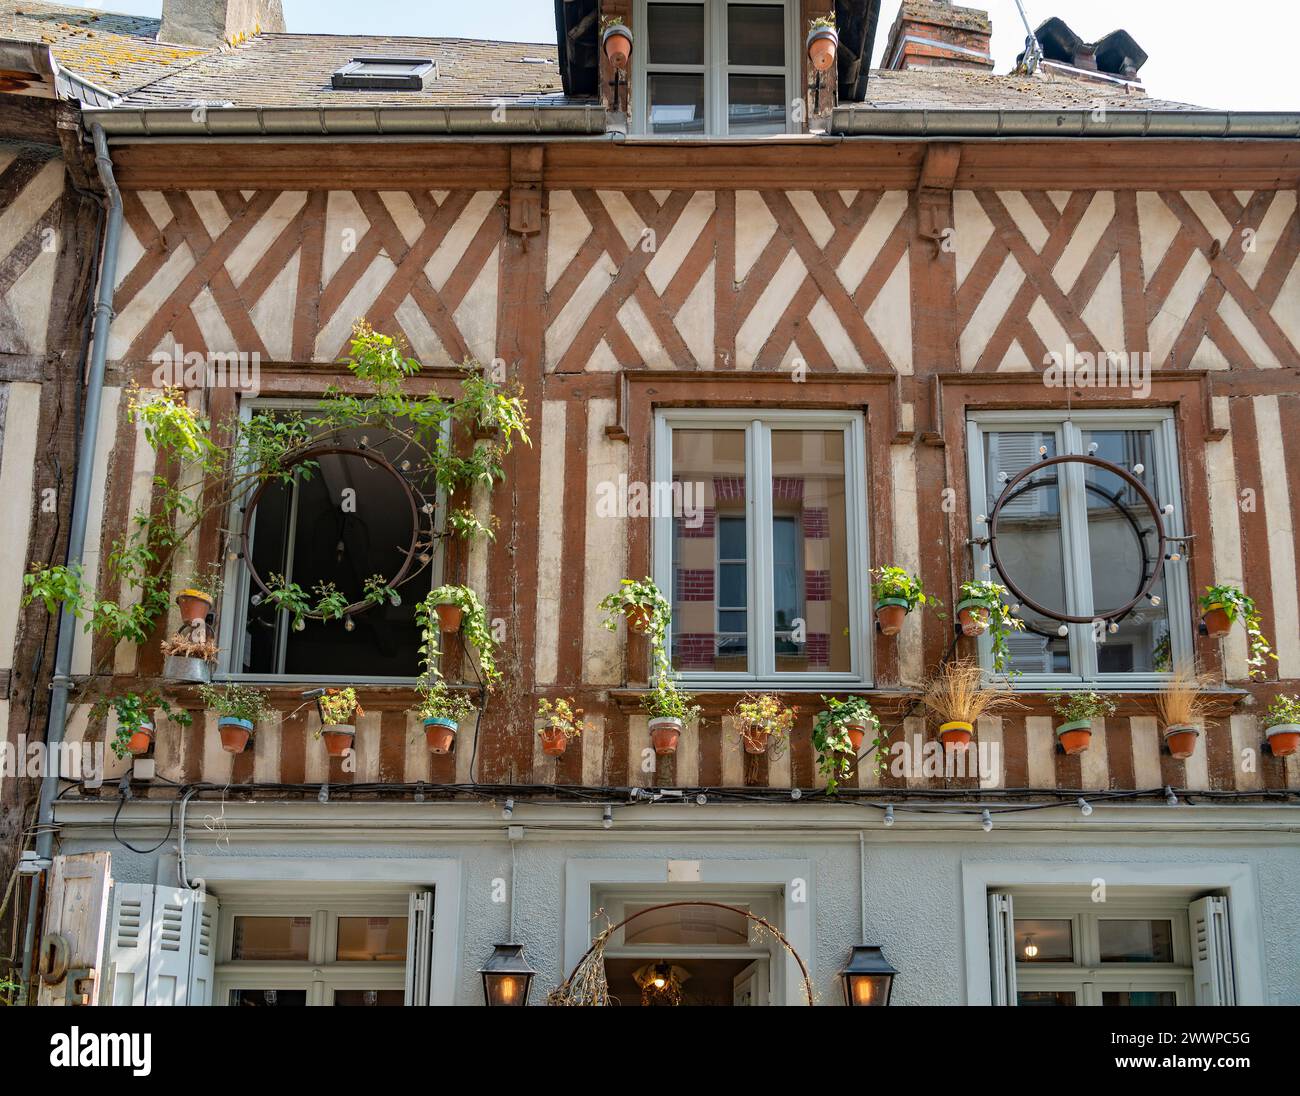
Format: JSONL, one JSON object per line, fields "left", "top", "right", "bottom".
{"left": 882, "top": 1, "right": 994, "bottom": 72}
{"left": 159, "top": 0, "right": 285, "bottom": 48}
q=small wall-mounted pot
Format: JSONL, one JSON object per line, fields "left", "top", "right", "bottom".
{"left": 1163, "top": 723, "right": 1200, "bottom": 760}
{"left": 874, "top": 598, "right": 909, "bottom": 637}
{"left": 741, "top": 725, "right": 770, "bottom": 754}
{"left": 842, "top": 721, "right": 869, "bottom": 752}
{"left": 939, "top": 720, "right": 974, "bottom": 751}
{"left": 218, "top": 716, "right": 254, "bottom": 754}
{"left": 435, "top": 603, "right": 463, "bottom": 633}
{"left": 163, "top": 654, "right": 213, "bottom": 685}
{"left": 539, "top": 727, "right": 569, "bottom": 757}
{"left": 424, "top": 716, "right": 458, "bottom": 754}
{"left": 603, "top": 23, "right": 633, "bottom": 69}
{"left": 176, "top": 589, "right": 213, "bottom": 625}
{"left": 806, "top": 27, "right": 838, "bottom": 73}
{"left": 624, "top": 604, "right": 653, "bottom": 635}
{"left": 321, "top": 724, "right": 356, "bottom": 758}
{"left": 126, "top": 722, "right": 155, "bottom": 757}
{"left": 1200, "top": 603, "right": 1231, "bottom": 638}
{"left": 649, "top": 716, "right": 682, "bottom": 755}
{"left": 956, "top": 599, "right": 991, "bottom": 637}
{"left": 1056, "top": 719, "right": 1093, "bottom": 756}
{"left": 1266, "top": 723, "right": 1300, "bottom": 758}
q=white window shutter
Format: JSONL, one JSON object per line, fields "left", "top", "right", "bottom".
{"left": 1190, "top": 896, "right": 1236, "bottom": 1005}
{"left": 405, "top": 890, "right": 434, "bottom": 1006}
{"left": 146, "top": 888, "right": 194, "bottom": 1005}
{"left": 103, "top": 883, "right": 153, "bottom": 1005}
{"left": 988, "top": 892, "right": 1017, "bottom": 1006}
{"left": 187, "top": 891, "right": 219, "bottom": 1006}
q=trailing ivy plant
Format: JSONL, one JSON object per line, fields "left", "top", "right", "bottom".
{"left": 1199, "top": 584, "right": 1276, "bottom": 680}
{"left": 1263, "top": 694, "right": 1300, "bottom": 728}
{"left": 598, "top": 577, "right": 672, "bottom": 677}
{"left": 416, "top": 585, "right": 500, "bottom": 689}
{"left": 812, "top": 696, "right": 885, "bottom": 793}
{"left": 869, "top": 566, "right": 931, "bottom": 612}
{"left": 90, "top": 691, "right": 193, "bottom": 760}
{"left": 958, "top": 579, "right": 1025, "bottom": 676}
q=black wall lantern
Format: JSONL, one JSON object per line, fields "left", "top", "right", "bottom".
{"left": 479, "top": 942, "right": 537, "bottom": 1006}
{"left": 840, "top": 945, "right": 897, "bottom": 1006}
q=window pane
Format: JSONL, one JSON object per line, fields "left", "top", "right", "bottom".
{"left": 672, "top": 429, "right": 747, "bottom": 671}
{"left": 1081, "top": 430, "right": 1173, "bottom": 673}
{"left": 232, "top": 916, "right": 311, "bottom": 961}
{"left": 1103, "top": 990, "right": 1177, "bottom": 1006}
{"left": 648, "top": 73, "right": 706, "bottom": 133}
{"left": 770, "top": 430, "right": 850, "bottom": 673}
{"left": 728, "top": 75, "right": 786, "bottom": 134}
{"left": 332, "top": 989, "right": 405, "bottom": 1006}
{"left": 1014, "top": 918, "right": 1073, "bottom": 963}
{"left": 1099, "top": 919, "right": 1174, "bottom": 963}
{"left": 728, "top": 4, "right": 786, "bottom": 66}
{"left": 983, "top": 431, "right": 1072, "bottom": 674}
{"left": 647, "top": 3, "right": 704, "bottom": 65}
{"left": 230, "top": 988, "right": 307, "bottom": 1006}
{"left": 623, "top": 903, "right": 750, "bottom": 946}
{"left": 1018, "top": 990, "right": 1077, "bottom": 1006}
{"left": 336, "top": 916, "right": 408, "bottom": 962}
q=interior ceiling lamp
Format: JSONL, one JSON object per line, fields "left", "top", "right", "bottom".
{"left": 840, "top": 945, "right": 898, "bottom": 1006}
{"left": 479, "top": 942, "right": 537, "bottom": 1007}
{"left": 633, "top": 961, "right": 689, "bottom": 1006}
{"left": 982, "top": 453, "right": 1184, "bottom": 629}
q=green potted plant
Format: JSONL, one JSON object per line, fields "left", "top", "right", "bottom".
{"left": 957, "top": 580, "right": 1024, "bottom": 674}
{"left": 1198, "top": 584, "right": 1276, "bottom": 679}
{"left": 536, "top": 697, "right": 590, "bottom": 758}
{"left": 316, "top": 687, "right": 363, "bottom": 758}
{"left": 643, "top": 674, "right": 700, "bottom": 756}
{"left": 175, "top": 562, "right": 223, "bottom": 626}
{"left": 199, "top": 682, "right": 271, "bottom": 754}
{"left": 427, "top": 583, "right": 475, "bottom": 633}
{"left": 732, "top": 693, "right": 795, "bottom": 757}
{"left": 1262, "top": 694, "right": 1300, "bottom": 759}
{"left": 417, "top": 684, "right": 477, "bottom": 754}
{"left": 1051, "top": 691, "right": 1117, "bottom": 756}
{"left": 599, "top": 577, "right": 671, "bottom": 643}
{"left": 812, "top": 696, "right": 882, "bottom": 793}
{"left": 1154, "top": 666, "right": 1208, "bottom": 760}
{"left": 416, "top": 586, "right": 501, "bottom": 688}
{"left": 93, "top": 691, "right": 192, "bottom": 759}
{"left": 922, "top": 660, "right": 1016, "bottom": 752}
{"left": 601, "top": 14, "right": 633, "bottom": 68}
{"left": 870, "top": 566, "right": 929, "bottom": 636}
{"left": 806, "top": 14, "right": 838, "bottom": 72}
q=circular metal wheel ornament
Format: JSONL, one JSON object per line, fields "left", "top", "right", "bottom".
{"left": 987, "top": 453, "right": 1169, "bottom": 626}
{"left": 238, "top": 445, "right": 430, "bottom": 622}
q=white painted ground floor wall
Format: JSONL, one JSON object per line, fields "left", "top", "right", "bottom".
{"left": 53, "top": 802, "right": 1300, "bottom": 1005}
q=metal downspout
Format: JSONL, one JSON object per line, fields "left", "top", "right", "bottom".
{"left": 21, "top": 123, "right": 123, "bottom": 997}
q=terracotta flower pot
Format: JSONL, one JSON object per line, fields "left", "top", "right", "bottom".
{"left": 649, "top": 717, "right": 682, "bottom": 756}
{"left": 939, "top": 720, "right": 974, "bottom": 751}
{"left": 741, "top": 725, "right": 769, "bottom": 754}
{"left": 807, "top": 28, "right": 838, "bottom": 73}
{"left": 1266, "top": 723, "right": 1300, "bottom": 758}
{"left": 321, "top": 724, "right": 355, "bottom": 758}
{"left": 956, "top": 599, "right": 991, "bottom": 637}
{"left": 624, "top": 604, "right": 653, "bottom": 634}
{"left": 435, "top": 603, "right": 463, "bottom": 633}
{"left": 603, "top": 25, "right": 633, "bottom": 69}
{"left": 424, "top": 717, "right": 457, "bottom": 754}
{"left": 874, "top": 599, "right": 909, "bottom": 637}
{"left": 126, "top": 723, "right": 154, "bottom": 757}
{"left": 539, "top": 727, "right": 569, "bottom": 757}
{"left": 843, "top": 722, "right": 868, "bottom": 752}
{"left": 218, "top": 716, "right": 254, "bottom": 754}
{"left": 1201, "top": 604, "right": 1232, "bottom": 638}
{"left": 176, "top": 589, "right": 213, "bottom": 625}
{"left": 1163, "top": 723, "right": 1200, "bottom": 760}
{"left": 1056, "top": 719, "right": 1093, "bottom": 756}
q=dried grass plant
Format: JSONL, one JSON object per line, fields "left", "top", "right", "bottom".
{"left": 921, "top": 659, "right": 1020, "bottom": 725}
{"left": 1154, "top": 663, "right": 1212, "bottom": 728}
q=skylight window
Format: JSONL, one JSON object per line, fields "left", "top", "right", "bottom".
{"left": 331, "top": 58, "right": 435, "bottom": 90}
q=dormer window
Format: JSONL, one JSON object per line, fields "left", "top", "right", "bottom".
{"left": 633, "top": 0, "right": 797, "bottom": 136}
{"left": 331, "top": 57, "right": 436, "bottom": 90}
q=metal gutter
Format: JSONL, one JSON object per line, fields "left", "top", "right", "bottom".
{"left": 20, "top": 122, "right": 123, "bottom": 996}
{"left": 81, "top": 101, "right": 607, "bottom": 138}
{"left": 831, "top": 107, "right": 1300, "bottom": 138}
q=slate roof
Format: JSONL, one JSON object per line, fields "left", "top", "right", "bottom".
{"left": 0, "top": 0, "right": 207, "bottom": 95}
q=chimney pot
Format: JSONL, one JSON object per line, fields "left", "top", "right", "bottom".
{"left": 159, "top": 0, "right": 285, "bottom": 48}
{"left": 883, "top": 0, "right": 994, "bottom": 73}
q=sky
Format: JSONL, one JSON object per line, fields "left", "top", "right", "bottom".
{"left": 66, "top": 0, "right": 1300, "bottom": 110}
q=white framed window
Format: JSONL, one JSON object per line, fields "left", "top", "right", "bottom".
{"left": 991, "top": 891, "right": 1223, "bottom": 1007}
{"left": 632, "top": 0, "right": 800, "bottom": 136}
{"left": 965, "top": 409, "right": 1192, "bottom": 688}
{"left": 214, "top": 892, "right": 418, "bottom": 1007}
{"left": 216, "top": 399, "right": 446, "bottom": 683}
{"left": 654, "top": 408, "right": 870, "bottom": 688}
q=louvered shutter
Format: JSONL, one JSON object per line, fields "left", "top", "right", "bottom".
{"left": 988, "top": 432, "right": 1051, "bottom": 517}
{"left": 103, "top": 883, "right": 153, "bottom": 1005}
{"left": 1190, "top": 896, "right": 1236, "bottom": 1005}
{"left": 103, "top": 884, "right": 218, "bottom": 1005}
{"left": 187, "top": 891, "right": 219, "bottom": 1006}
{"left": 405, "top": 890, "right": 434, "bottom": 1005}
{"left": 988, "top": 892, "right": 1017, "bottom": 1006}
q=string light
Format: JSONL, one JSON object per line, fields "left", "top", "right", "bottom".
{"left": 1077, "top": 797, "right": 1093, "bottom": 817}
{"left": 883, "top": 804, "right": 894, "bottom": 827}
{"left": 502, "top": 797, "right": 514, "bottom": 820}
{"left": 602, "top": 805, "right": 613, "bottom": 829}
{"left": 1164, "top": 786, "right": 1179, "bottom": 807}
{"left": 980, "top": 809, "right": 993, "bottom": 832}
{"left": 1023, "top": 936, "right": 1039, "bottom": 958}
